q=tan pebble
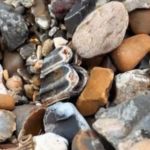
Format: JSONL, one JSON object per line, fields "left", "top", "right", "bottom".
{"left": 29, "top": 36, "right": 40, "bottom": 45}
{"left": 34, "top": 60, "right": 43, "bottom": 70}
{"left": 3, "top": 70, "right": 9, "bottom": 81}
{"left": 36, "top": 45, "right": 42, "bottom": 60}
{"left": 76, "top": 67, "right": 114, "bottom": 116}
{"left": 24, "top": 84, "right": 34, "bottom": 99}
{"left": 33, "top": 91, "right": 39, "bottom": 101}
{"left": 31, "top": 75, "right": 41, "bottom": 87}
{"left": 6, "top": 75, "right": 23, "bottom": 93}
{"left": 42, "top": 39, "right": 53, "bottom": 56}
{"left": 111, "top": 34, "right": 150, "bottom": 72}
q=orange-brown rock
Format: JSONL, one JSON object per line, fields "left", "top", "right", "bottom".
{"left": 0, "top": 94, "right": 15, "bottom": 110}
{"left": 76, "top": 67, "right": 114, "bottom": 116}
{"left": 111, "top": 34, "right": 150, "bottom": 72}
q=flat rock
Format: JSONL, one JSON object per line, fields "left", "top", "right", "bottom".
{"left": 72, "top": 130, "right": 105, "bottom": 150}
{"left": 72, "top": 1, "right": 128, "bottom": 58}
{"left": 130, "top": 9, "right": 150, "bottom": 34}
{"left": 113, "top": 69, "right": 150, "bottom": 104}
{"left": 111, "top": 34, "right": 150, "bottom": 72}
{"left": 0, "top": 2, "right": 28, "bottom": 51}
{"left": 33, "top": 133, "right": 68, "bottom": 150}
{"left": 93, "top": 93, "right": 150, "bottom": 150}
{"left": 76, "top": 67, "right": 114, "bottom": 116}
{"left": 44, "top": 102, "right": 90, "bottom": 141}
{"left": 0, "top": 110, "right": 16, "bottom": 143}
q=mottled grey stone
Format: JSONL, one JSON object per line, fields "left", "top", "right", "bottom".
{"left": 0, "top": 2, "right": 28, "bottom": 51}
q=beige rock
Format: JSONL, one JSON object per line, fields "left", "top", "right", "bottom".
{"left": 42, "top": 39, "right": 53, "bottom": 56}
{"left": 76, "top": 67, "right": 114, "bottom": 116}
{"left": 72, "top": 1, "right": 128, "bottom": 58}
{"left": 54, "top": 37, "right": 68, "bottom": 48}
{"left": 24, "top": 84, "right": 34, "bottom": 99}
{"left": 111, "top": 34, "right": 150, "bottom": 72}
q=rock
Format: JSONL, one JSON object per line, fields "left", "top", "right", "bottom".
{"left": 72, "top": 130, "right": 105, "bottom": 150}
{"left": 138, "top": 54, "right": 150, "bottom": 69}
{"left": 114, "top": 69, "right": 150, "bottom": 104}
{"left": 0, "top": 94, "right": 15, "bottom": 110}
{"left": 31, "top": 0, "right": 50, "bottom": 29}
{"left": 0, "top": 110, "right": 16, "bottom": 143}
{"left": 42, "top": 39, "right": 53, "bottom": 56}
{"left": 76, "top": 67, "right": 114, "bottom": 116}
{"left": 3, "top": 51, "right": 24, "bottom": 76}
{"left": 24, "top": 84, "right": 34, "bottom": 99}
{"left": 72, "top": 1, "right": 128, "bottom": 58}
{"left": 13, "top": 105, "right": 45, "bottom": 138}
{"left": 44, "top": 102, "right": 90, "bottom": 141}
{"left": 111, "top": 34, "right": 150, "bottom": 72}
{"left": 53, "top": 37, "right": 68, "bottom": 48}
{"left": 33, "top": 133, "right": 68, "bottom": 150}
{"left": 19, "top": 43, "right": 36, "bottom": 59}
{"left": 65, "top": 0, "right": 96, "bottom": 35}
{"left": 130, "top": 9, "right": 150, "bottom": 34}
{"left": 0, "top": 2, "right": 28, "bottom": 51}
{"left": 6, "top": 75, "right": 23, "bottom": 93}
{"left": 49, "top": 26, "right": 59, "bottom": 37}
{"left": 93, "top": 93, "right": 150, "bottom": 150}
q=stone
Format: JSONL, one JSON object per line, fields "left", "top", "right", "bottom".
{"left": 72, "top": 130, "right": 105, "bottom": 150}
{"left": 33, "top": 133, "right": 68, "bottom": 150}
{"left": 42, "top": 39, "right": 53, "bottom": 56}
{"left": 31, "top": 0, "right": 50, "bottom": 29}
{"left": 72, "top": 1, "right": 128, "bottom": 58}
{"left": 0, "top": 110, "right": 16, "bottom": 143}
{"left": 111, "top": 34, "right": 150, "bottom": 72}
{"left": 44, "top": 102, "right": 90, "bottom": 141}
{"left": 130, "top": 9, "right": 150, "bottom": 34}
{"left": 3, "top": 51, "right": 24, "bottom": 76}
{"left": 76, "top": 67, "right": 114, "bottom": 116}
{"left": 0, "top": 94, "right": 15, "bottom": 110}
{"left": 48, "top": 27, "right": 59, "bottom": 37}
{"left": 93, "top": 93, "right": 150, "bottom": 150}
{"left": 0, "top": 2, "right": 28, "bottom": 51}
{"left": 113, "top": 69, "right": 150, "bottom": 104}
{"left": 24, "top": 84, "right": 34, "bottom": 99}
{"left": 53, "top": 37, "right": 68, "bottom": 48}
{"left": 138, "top": 54, "right": 150, "bottom": 69}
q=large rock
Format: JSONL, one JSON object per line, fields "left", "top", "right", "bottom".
{"left": 72, "top": 1, "right": 129, "bottom": 58}
{"left": 130, "top": 9, "right": 150, "bottom": 34}
{"left": 44, "top": 102, "right": 90, "bottom": 141}
{"left": 76, "top": 67, "right": 114, "bottom": 116}
{"left": 111, "top": 34, "right": 150, "bottom": 72}
{"left": 93, "top": 93, "right": 150, "bottom": 150}
{"left": 113, "top": 69, "right": 150, "bottom": 104}
{"left": 0, "top": 2, "right": 28, "bottom": 51}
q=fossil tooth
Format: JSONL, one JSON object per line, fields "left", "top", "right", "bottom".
{"left": 41, "top": 46, "right": 73, "bottom": 78}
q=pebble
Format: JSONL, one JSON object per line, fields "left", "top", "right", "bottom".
{"left": 0, "top": 110, "right": 16, "bottom": 143}
{"left": 93, "top": 93, "right": 150, "bottom": 150}
{"left": 111, "top": 34, "right": 150, "bottom": 72}
{"left": 72, "top": 130, "right": 105, "bottom": 150}
{"left": 44, "top": 102, "right": 90, "bottom": 141}
{"left": 0, "top": 2, "right": 28, "bottom": 51}
{"left": 114, "top": 69, "right": 150, "bottom": 104}
{"left": 76, "top": 67, "right": 114, "bottom": 116}
{"left": 130, "top": 9, "right": 150, "bottom": 34}
{"left": 33, "top": 133, "right": 68, "bottom": 150}
{"left": 42, "top": 39, "right": 53, "bottom": 56}
{"left": 72, "top": 1, "right": 129, "bottom": 58}
{"left": 3, "top": 51, "right": 24, "bottom": 76}
{"left": 49, "top": 26, "right": 59, "bottom": 37}
{"left": 54, "top": 37, "right": 68, "bottom": 48}
{"left": 24, "top": 84, "right": 34, "bottom": 99}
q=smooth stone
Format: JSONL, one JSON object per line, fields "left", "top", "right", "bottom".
{"left": 114, "top": 69, "right": 150, "bottom": 104}
{"left": 33, "top": 133, "right": 68, "bottom": 150}
{"left": 76, "top": 67, "right": 114, "bottom": 116}
{"left": 0, "top": 94, "right": 15, "bottom": 110}
{"left": 72, "top": 130, "right": 105, "bottom": 150}
{"left": 72, "top": 1, "right": 129, "bottom": 58}
{"left": 130, "top": 9, "right": 150, "bottom": 34}
{"left": 0, "top": 110, "right": 16, "bottom": 143}
{"left": 111, "top": 34, "right": 150, "bottom": 72}
{"left": 44, "top": 102, "right": 90, "bottom": 141}
{"left": 3, "top": 51, "right": 24, "bottom": 76}
{"left": 42, "top": 39, "right": 53, "bottom": 56}
{"left": 53, "top": 37, "right": 68, "bottom": 48}
{"left": 93, "top": 93, "right": 150, "bottom": 150}
{"left": 0, "top": 2, "right": 28, "bottom": 51}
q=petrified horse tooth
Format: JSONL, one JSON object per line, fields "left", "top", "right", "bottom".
{"left": 40, "top": 64, "right": 79, "bottom": 104}
{"left": 41, "top": 46, "right": 73, "bottom": 78}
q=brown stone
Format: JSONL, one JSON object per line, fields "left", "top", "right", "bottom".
{"left": 72, "top": 130, "right": 105, "bottom": 150}
{"left": 0, "top": 94, "right": 15, "bottom": 110}
{"left": 130, "top": 9, "right": 150, "bottom": 34}
{"left": 111, "top": 34, "right": 150, "bottom": 72}
{"left": 76, "top": 67, "right": 114, "bottom": 116}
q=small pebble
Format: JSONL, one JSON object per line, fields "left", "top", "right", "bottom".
{"left": 54, "top": 37, "right": 68, "bottom": 48}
